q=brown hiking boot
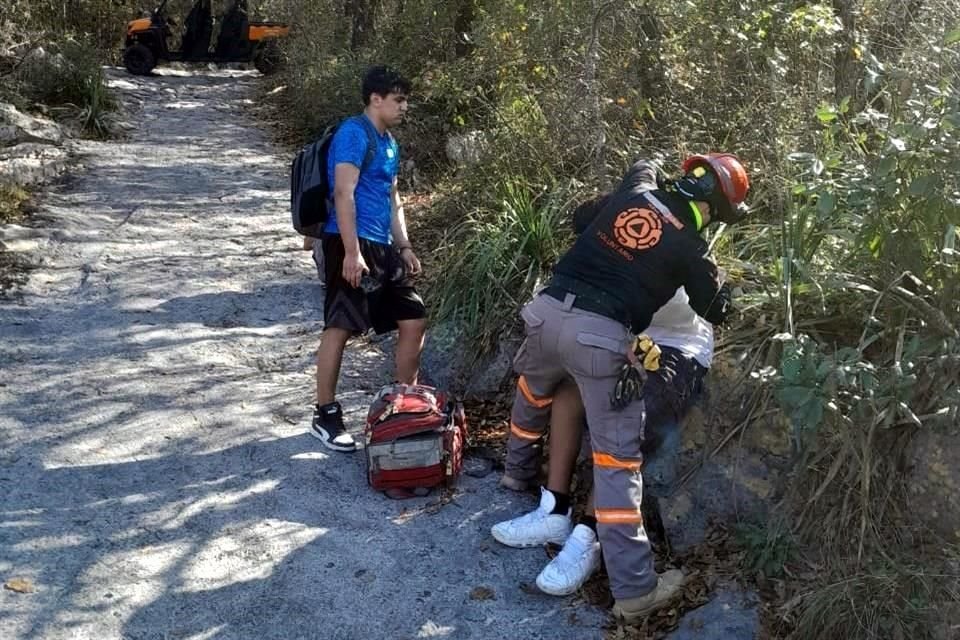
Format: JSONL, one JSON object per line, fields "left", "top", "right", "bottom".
{"left": 611, "top": 569, "right": 685, "bottom": 623}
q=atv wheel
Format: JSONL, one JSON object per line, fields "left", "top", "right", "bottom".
{"left": 123, "top": 44, "right": 156, "bottom": 76}
{"left": 254, "top": 42, "right": 283, "bottom": 75}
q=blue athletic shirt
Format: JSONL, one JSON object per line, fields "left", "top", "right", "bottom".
{"left": 323, "top": 115, "right": 399, "bottom": 245}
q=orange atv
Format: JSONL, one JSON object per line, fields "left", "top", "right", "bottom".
{"left": 123, "top": 0, "right": 288, "bottom": 76}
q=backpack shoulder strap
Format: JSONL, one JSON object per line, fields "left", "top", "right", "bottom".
{"left": 352, "top": 115, "right": 380, "bottom": 173}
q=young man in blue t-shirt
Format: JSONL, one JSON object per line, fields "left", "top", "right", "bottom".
{"left": 311, "top": 66, "right": 427, "bottom": 451}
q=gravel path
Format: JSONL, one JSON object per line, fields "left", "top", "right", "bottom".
{"left": 0, "top": 67, "right": 605, "bottom": 640}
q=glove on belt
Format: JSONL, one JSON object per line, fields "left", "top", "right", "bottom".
{"left": 610, "top": 334, "right": 661, "bottom": 411}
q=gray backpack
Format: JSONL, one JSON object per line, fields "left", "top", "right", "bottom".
{"left": 290, "top": 116, "right": 378, "bottom": 237}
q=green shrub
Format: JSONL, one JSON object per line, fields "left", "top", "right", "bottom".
{"left": 430, "top": 179, "right": 575, "bottom": 350}
{"left": 736, "top": 519, "right": 796, "bottom": 579}
{"left": 16, "top": 39, "right": 115, "bottom": 137}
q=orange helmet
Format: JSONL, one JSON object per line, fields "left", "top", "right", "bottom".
{"left": 681, "top": 153, "right": 750, "bottom": 206}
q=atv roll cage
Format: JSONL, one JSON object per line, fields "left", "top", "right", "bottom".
{"left": 123, "top": 0, "right": 287, "bottom": 76}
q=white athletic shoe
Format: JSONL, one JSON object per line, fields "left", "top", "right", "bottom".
{"left": 491, "top": 487, "right": 573, "bottom": 548}
{"left": 536, "top": 524, "right": 602, "bottom": 596}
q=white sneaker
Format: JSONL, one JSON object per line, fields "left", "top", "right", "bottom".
{"left": 536, "top": 524, "right": 601, "bottom": 596}
{"left": 491, "top": 487, "right": 573, "bottom": 548}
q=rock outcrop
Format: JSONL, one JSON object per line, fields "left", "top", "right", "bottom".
{"left": 0, "top": 102, "right": 68, "bottom": 187}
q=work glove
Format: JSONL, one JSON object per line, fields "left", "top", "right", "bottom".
{"left": 610, "top": 334, "right": 661, "bottom": 411}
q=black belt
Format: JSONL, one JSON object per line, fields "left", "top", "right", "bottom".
{"left": 543, "top": 284, "right": 631, "bottom": 328}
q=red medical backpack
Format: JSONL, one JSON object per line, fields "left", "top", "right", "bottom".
{"left": 365, "top": 384, "right": 467, "bottom": 497}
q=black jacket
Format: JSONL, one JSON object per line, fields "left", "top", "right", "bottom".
{"left": 551, "top": 160, "right": 729, "bottom": 333}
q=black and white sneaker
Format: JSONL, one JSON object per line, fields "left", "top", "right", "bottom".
{"left": 311, "top": 402, "right": 356, "bottom": 452}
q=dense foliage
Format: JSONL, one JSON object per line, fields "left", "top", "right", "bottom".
{"left": 262, "top": 2, "right": 960, "bottom": 637}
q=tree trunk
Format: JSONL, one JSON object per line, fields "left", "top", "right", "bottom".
{"left": 635, "top": 8, "right": 665, "bottom": 110}
{"left": 832, "top": 0, "right": 861, "bottom": 104}
{"left": 585, "top": 0, "right": 618, "bottom": 188}
{"left": 345, "top": 0, "right": 381, "bottom": 51}
{"left": 453, "top": 0, "right": 475, "bottom": 58}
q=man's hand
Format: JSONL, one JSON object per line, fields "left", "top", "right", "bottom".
{"left": 342, "top": 251, "right": 369, "bottom": 288}
{"left": 399, "top": 247, "right": 422, "bottom": 276}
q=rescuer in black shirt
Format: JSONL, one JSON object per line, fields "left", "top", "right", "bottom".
{"left": 503, "top": 153, "right": 750, "bottom": 623}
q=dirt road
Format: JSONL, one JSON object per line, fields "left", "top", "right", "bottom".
{"left": 0, "top": 68, "right": 605, "bottom": 640}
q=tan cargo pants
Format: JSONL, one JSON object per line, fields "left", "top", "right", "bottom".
{"left": 506, "top": 292, "right": 657, "bottom": 598}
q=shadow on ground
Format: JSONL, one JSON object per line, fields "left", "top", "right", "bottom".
{"left": 0, "top": 67, "right": 606, "bottom": 640}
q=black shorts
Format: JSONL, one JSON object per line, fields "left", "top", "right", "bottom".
{"left": 322, "top": 233, "right": 426, "bottom": 335}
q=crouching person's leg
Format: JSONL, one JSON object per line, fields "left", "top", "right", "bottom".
{"left": 494, "top": 379, "right": 581, "bottom": 549}
{"left": 578, "top": 376, "right": 685, "bottom": 622}
{"left": 395, "top": 317, "right": 426, "bottom": 384}
{"left": 545, "top": 379, "right": 585, "bottom": 497}
{"left": 493, "top": 298, "right": 568, "bottom": 547}
{"left": 501, "top": 327, "right": 565, "bottom": 492}
{"left": 532, "top": 380, "right": 603, "bottom": 596}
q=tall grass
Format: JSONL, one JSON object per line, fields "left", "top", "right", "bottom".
{"left": 430, "top": 179, "right": 575, "bottom": 351}
{"left": 789, "top": 564, "right": 955, "bottom": 640}
{"left": 18, "top": 39, "right": 116, "bottom": 138}
{"left": 0, "top": 184, "right": 30, "bottom": 224}
{"left": 715, "top": 46, "right": 960, "bottom": 638}
{"left": 66, "top": 63, "right": 115, "bottom": 138}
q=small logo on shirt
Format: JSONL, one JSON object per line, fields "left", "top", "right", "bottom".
{"left": 386, "top": 148, "right": 395, "bottom": 159}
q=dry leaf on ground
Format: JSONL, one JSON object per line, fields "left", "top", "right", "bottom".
{"left": 4, "top": 577, "right": 35, "bottom": 594}
{"left": 469, "top": 586, "right": 495, "bottom": 600}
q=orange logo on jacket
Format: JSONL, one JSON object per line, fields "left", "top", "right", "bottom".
{"left": 613, "top": 208, "right": 662, "bottom": 250}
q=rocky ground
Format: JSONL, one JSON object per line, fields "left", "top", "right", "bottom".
{"left": 0, "top": 67, "right": 610, "bottom": 640}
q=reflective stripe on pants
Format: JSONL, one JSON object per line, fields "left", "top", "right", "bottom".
{"left": 505, "top": 293, "right": 657, "bottom": 598}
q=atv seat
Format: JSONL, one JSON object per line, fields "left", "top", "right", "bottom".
{"left": 215, "top": 0, "right": 250, "bottom": 58}
{"left": 181, "top": 0, "right": 213, "bottom": 60}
